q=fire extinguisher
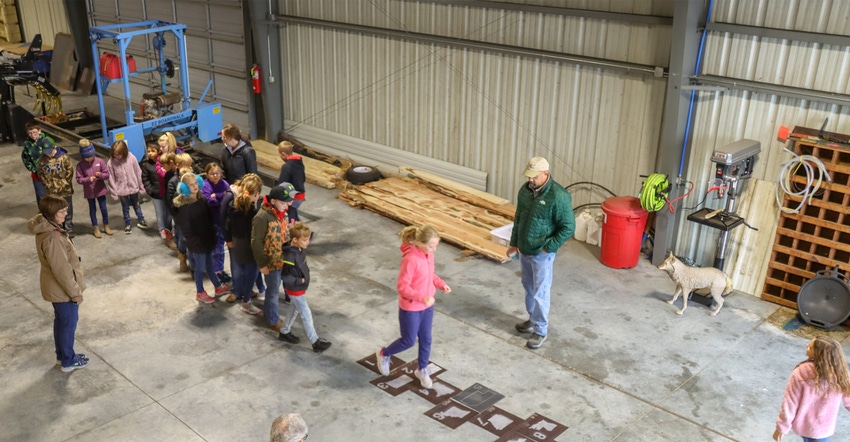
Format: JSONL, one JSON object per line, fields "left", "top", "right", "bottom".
{"left": 251, "top": 63, "right": 261, "bottom": 94}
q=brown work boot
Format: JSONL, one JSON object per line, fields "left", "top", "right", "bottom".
{"left": 165, "top": 238, "right": 177, "bottom": 250}
{"left": 271, "top": 320, "right": 283, "bottom": 332}
{"left": 177, "top": 252, "right": 189, "bottom": 273}
{"left": 103, "top": 225, "right": 114, "bottom": 235}
{"left": 93, "top": 227, "right": 102, "bottom": 239}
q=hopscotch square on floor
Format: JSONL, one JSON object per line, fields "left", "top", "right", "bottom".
{"left": 501, "top": 413, "right": 567, "bottom": 441}
{"left": 357, "top": 352, "right": 406, "bottom": 375}
{"left": 408, "top": 378, "right": 461, "bottom": 404}
{"left": 424, "top": 399, "right": 476, "bottom": 429}
{"left": 471, "top": 406, "right": 523, "bottom": 437}
{"left": 451, "top": 383, "right": 505, "bottom": 413}
{"left": 369, "top": 372, "right": 418, "bottom": 396}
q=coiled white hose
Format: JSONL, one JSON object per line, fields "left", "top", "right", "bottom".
{"left": 775, "top": 151, "right": 831, "bottom": 214}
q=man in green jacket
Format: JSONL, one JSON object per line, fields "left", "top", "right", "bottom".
{"left": 507, "top": 157, "right": 575, "bottom": 349}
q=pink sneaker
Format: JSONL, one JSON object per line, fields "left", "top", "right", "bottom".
{"left": 196, "top": 291, "right": 215, "bottom": 304}
{"left": 214, "top": 285, "right": 231, "bottom": 296}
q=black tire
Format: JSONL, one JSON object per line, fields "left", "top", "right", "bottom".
{"left": 346, "top": 165, "right": 382, "bottom": 185}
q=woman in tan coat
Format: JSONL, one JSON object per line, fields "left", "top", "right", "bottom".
{"left": 27, "top": 195, "right": 88, "bottom": 372}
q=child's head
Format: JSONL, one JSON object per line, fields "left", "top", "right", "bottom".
{"left": 146, "top": 143, "right": 160, "bottom": 161}
{"left": 221, "top": 124, "right": 243, "bottom": 148}
{"left": 179, "top": 172, "right": 203, "bottom": 198}
{"left": 234, "top": 173, "right": 263, "bottom": 214}
{"left": 278, "top": 141, "right": 293, "bottom": 158}
{"left": 160, "top": 152, "right": 176, "bottom": 170}
{"left": 808, "top": 336, "right": 850, "bottom": 395}
{"left": 290, "top": 222, "right": 311, "bottom": 248}
{"left": 177, "top": 166, "right": 193, "bottom": 179}
{"left": 79, "top": 139, "right": 96, "bottom": 163}
{"left": 111, "top": 140, "right": 129, "bottom": 161}
{"left": 158, "top": 132, "right": 177, "bottom": 154}
{"left": 399, "top": 224, "right": 440, "bottom": 254}
{"left": 205, "top": 162, "right": 223, "bottom": 184}
{"left": 175, "top": 152, "right": 193, "bottom": 169}
{"left": 25, "top": 120, "right": 41, "bottom": 141}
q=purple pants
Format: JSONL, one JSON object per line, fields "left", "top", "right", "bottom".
{"left": 383, "top": 306, "right": 433, "bottom": 370}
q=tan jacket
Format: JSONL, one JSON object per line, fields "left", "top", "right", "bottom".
{"left": 27, "top": 214, "right": 85, "bottom": 303}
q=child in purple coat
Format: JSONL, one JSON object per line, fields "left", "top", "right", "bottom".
{"left": 74, "top": 139, "right": 112, "bottom": 238}
{"left": 202, "top": 162, "right": 231, "bottom": 283}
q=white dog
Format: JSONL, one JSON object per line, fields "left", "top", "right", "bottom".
{"left": 657, "top": 252, "right": 733, "bottom": 316}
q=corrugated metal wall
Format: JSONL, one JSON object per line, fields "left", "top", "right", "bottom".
{"left": 18, "top": 0, "right": 70, "bottom": 46}
{"left": 279, "top": 0, "right": 671, "bottom": 206}
{"left": 674, "top": 0, "right": 850, "bottom": 294}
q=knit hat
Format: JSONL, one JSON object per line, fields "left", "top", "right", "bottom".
{"left": 80, "top": 139, "right": 95, "bottom": 159}
{"left": 268, "top": 182, "right": 299, "bottom": 202}
{"left": 523, "top": 157, "right": 549, "bottom": 178}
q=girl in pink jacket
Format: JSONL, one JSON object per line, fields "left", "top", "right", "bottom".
{"left": 375, "top": 225, "right": 451, "bottom": 389}
{"left": 106, "top": 140, "right": 148, "bottom": 234}
{"left": 774, "top": 336, "right": 850, "bottom": 441}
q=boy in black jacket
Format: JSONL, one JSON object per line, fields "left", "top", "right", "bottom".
{"left": 278, "top": 222, "right": 331, "bottom": 353}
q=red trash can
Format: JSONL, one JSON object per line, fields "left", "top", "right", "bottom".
{"left": 600, "top": 196, "right": 648, "bottom": 269}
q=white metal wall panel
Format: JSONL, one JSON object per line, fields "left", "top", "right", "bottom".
{"left": 279, "top": 19, "right": 664, "bottom": 203}
{"left": 18, "top": 0, "right": 69, "bottom": 46}
{"left": 282, "top": 0, "right": 671, "bottom": 67}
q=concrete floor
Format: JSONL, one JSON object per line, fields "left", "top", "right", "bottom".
{"left": 1, "top": 91, "right": 849, "bottom": 442}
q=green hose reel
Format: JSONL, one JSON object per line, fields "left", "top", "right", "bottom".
{"left": 640, "top": 173, "right": 670, "bottom": 212}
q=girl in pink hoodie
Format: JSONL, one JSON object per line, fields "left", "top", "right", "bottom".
{"left": 375, "top": 225, "right": 451, "bottom": 389}
{"left": 774, "top": 336, "right": 850, "bottom": 441}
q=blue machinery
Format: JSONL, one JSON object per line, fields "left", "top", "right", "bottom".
{"left": 89, "top": 21, "right": 222, "bottom": 159}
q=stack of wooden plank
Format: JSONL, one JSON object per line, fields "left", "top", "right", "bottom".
{"left": 0, "top": 1, "right": 20, "bottom": 43}
{"left": 340, "top": 172, "right": 516, "bottom": 263}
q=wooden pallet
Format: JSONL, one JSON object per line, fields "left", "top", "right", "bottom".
{"left": 761, "top": 135, "right": 850, "bottom": 310}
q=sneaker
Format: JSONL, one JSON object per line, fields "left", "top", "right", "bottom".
{"left": 93, "top": 228, "right": 102, "bottom": 239}
{"left": 124, "top": 225, "right": 132, "bottom": 234}
{"left": 415, "top": 367, "right": 433, "bottom": 389}
{"left": 526, "top": 333, "right": 547, "bottom": 349}
{"left": 103, "top": 225, "right": 114, "bottom": 235}
{"left": 256, "top": 291, "right": 265, "bottom": 302}
{"left": 68, "top": 230, "right": 75, "bottom": 238}
{"left": 241, "top": 302, "right": 261, "bottom": 315}
{"left": 137, "top": 220, "right": 149, "bottom": 229}
{"left": 217, "top": 271, "right": 232, "bottom": 284}
{"left": 196, "top": 291, "right": 215, "bottom": 304}
{"left": 376, "top": 349, "right": 391, "bottom": 376}
{"left": 225, "top": 294, "right": 237, "bottom": 303}
{"left": 214, "top": 285, "right": 231, "bottom": 296}
{"left": 160, "top": 229, "right": 168, "bottom": 239}
{"left": 515, "top": 320, "right": 533, "bottom": 334}
{"left": 60, "top": 355, "right": 89, "bottom": 373}
{"left": 56, "top": 354, "right": 88, "bottom": 366}
{"left": 312, "top": 338, "right": 332, "bottom": 353}
{"left": 278, "top": 332, "right": 301, "bottom": 344}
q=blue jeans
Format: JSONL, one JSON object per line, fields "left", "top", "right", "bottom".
{"left": 262, "top": 269, "right": 282, "bottom": 326}
{"left": 232, "top": 259, "right": 259, "bottom": 304}
{"left": 151, "top": 198, "right": 171, "bottom": 232}
{"left": 52, "top": 302, "right": 79, "bottom": 367}
{"left": 32, "top": 177, "right": 46, "bottom": 204}
{"left": 87, "top": 195, "right": 109, "bottom": 226}
{"left": 383, "top": 306, "right": 433, "bottom": 370}
{"left": 803, "top": 437, "right": 829, "bottom": 442}
{"left": 282, "top": 294, "right": 318, "bottom": 343}
{"left": 62, "top": 195, "right": 74, "bottom": 232}
{"left": 189, "top": 251, "right": 222, "bottom": 294}
{"left": 520, "top": 251, "right": 556, "bottom": 336}
{"left": 212, "top": 226, "right": 225, "bottom": 274}
{"left": 119, "top": 193, "right": 145, "bottom": 226}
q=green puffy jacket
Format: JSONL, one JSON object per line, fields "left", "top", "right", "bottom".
{"left": 510, "top": 177, "right": 575, "bottom": 255}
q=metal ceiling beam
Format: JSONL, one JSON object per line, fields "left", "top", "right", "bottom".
{"left": 693, "top": 74, "right": 850, "bottom": 107}
{"left": 269, "top": 15, "right": 667, "bottom": 77}
{"left": 425, "top": 0, "right": 673, "bottom": 25}
{"left": 707, "top": 22, "right": 850, "bottom": 47}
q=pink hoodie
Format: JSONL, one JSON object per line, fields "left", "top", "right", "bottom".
{"left": 776, "top": 361, "right": 850, "bottom": 439}
{"left": 396, "top": 242, "right": 446, "bottom": 312}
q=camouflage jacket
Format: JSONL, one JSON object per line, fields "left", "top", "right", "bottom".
{"left": 37, "top": 150, "right": 74, "bottom": 197}
{"left": 22, "top": 133, "right": 56, "bottom": 174}
{"left": 250, "top": 197, "right": 289, "bottom": 270}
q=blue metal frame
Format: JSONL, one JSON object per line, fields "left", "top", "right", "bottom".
{"left": 89, "top": 20, "right": 221, "bottom": 159}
